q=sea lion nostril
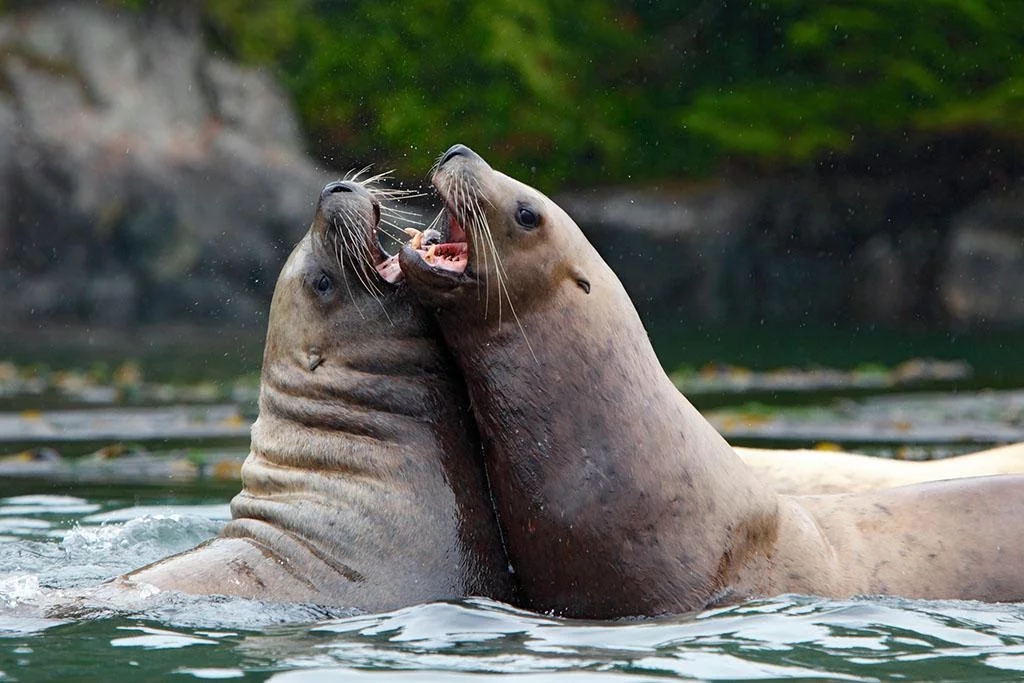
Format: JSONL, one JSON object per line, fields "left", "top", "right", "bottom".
{"left": 440, "top": 144, "right": 478, "bottom": 166}
{"left": 321, "top": 181, "right": 355, "bottom": 200}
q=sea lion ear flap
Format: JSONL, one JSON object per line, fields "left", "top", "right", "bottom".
{"left": 570, "top": 265, "right": 591, "bottom": 295}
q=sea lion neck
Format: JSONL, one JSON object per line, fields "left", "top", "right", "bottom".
{"left": 230, "top": 274, "right": 508, "bottom": 606}
{"left": 259, "top": 239, "right": 450, "bottom": 446}
{"left": 439, "top": 253, "right": 783, "bottom": 617}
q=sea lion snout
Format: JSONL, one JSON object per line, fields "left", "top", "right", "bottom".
{"left": 313, "top": 179, "right": 381, "bottom": 250}
{"left": 440, "top": 143, "right": 483, "bottom": 166}
{"left": 318, "top": 180, "right": 377, "bottom": 215}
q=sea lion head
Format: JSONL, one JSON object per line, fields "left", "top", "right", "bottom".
{"left": 265, "top": 176, "right": 411, "bottom": 370}
{"left": 399, "top": 144, "right": 596, "bottom": 322}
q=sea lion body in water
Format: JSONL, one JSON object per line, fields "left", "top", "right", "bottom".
{"left": 738, "top": 442, "right": 1024, "bottom": 495}
{"left": 399, "top": 144, "right": 1024, "bottom": 618}
{"left": 122, "top": 178, "right": 513, "bottom": 611}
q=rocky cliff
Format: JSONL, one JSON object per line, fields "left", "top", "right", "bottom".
{"left": 0, "top": 2, "right": 329, "bottom": 328}
{"left": 563, "top": 138, "right": 1024, "bottom": 329}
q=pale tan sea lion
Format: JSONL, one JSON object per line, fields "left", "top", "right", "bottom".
{"left": 399, "top": 144, "right": 1024, "bottom": 618}
{"left": 738, "top": 442, "right": 1024, "bottom": 495}
{"left": 119, "top": 177, "right": 514, "bottom": 611}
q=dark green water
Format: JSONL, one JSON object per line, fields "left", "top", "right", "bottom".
{"left": 651, "top": 324, "right": 1024, "bottom": 391}
{"left": 4, "top": 323, "right": 1022, "bottom": 388}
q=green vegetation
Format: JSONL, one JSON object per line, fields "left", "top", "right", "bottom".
{"left": 200, "top": 0, "right": 638, "bottom": 186}
{"left": 78, "top": 1, "right": 1024, "bottom": 187}
{"left": 683, "top": 0, "right": 1024, "bottom": 162}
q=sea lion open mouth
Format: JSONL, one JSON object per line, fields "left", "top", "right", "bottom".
{"left": 372, "top": 182, "right": 472, "bottom": 285}
{"left": 396, "top": 203, "right": 472, "bottom": 287}
{"left": 397, "top": 153, "right": 492, "bottom": 295}
{"left": 312, "top": 172, "right": 421, "bottom": 286}
{"left": 404, "top": 209, "right": 469, "bottom": 275}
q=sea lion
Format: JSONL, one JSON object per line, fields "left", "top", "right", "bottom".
{"left": 738, "top": 442, "right": 1024, "bottom": 495}
{"left": 121, "top": 177, "right": 514, "bottom": 611}
{"left": 399, "top": 144, "right": 1024, "bottom": 618}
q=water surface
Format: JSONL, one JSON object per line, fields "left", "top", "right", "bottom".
{"left": 2, "top": 485, "right": 1024, "bottom": 682}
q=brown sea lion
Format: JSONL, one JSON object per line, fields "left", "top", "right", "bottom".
{"left": 738, "top": 442, "right": 1024, "bottom": 495}
{"left": 121, "top": 177, "right": 514, "bottom": 611}
{"left": 399, "top": 144, "right": 1024, "bottom": 619}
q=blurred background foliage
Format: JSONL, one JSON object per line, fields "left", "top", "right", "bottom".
{"left": 97, "top": 0, "right": 1024, "bottom": 188}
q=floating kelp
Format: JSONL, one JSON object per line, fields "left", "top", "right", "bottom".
{"left": 0, "top": 360, "right": 259, "bottom": 408}
{"left": 708, "top": 389, "right": 1024, "bottom": 446}
{"left": 673, "top": 358, "right": 972, "bottom": 394}
{"left": 0, "top": 446, "right": 246, "bottom": 484}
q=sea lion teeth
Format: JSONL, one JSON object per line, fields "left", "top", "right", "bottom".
{"left": 404, "top": 227, "right": 425, "bottom": 251}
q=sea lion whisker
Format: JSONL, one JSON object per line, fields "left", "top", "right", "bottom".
{"left": 458, "top": 179, "right": 493, "bottom": 316}
{"left": 467, "top": 195, "right": 536, "bottom": 361}
{"left": 344, "top": 243, "right": 392, "bottom": 325}
{"left": 329, "top": 217, "right": 367, "bottom": 321}
{"left": 426, "top": 208, "right": 446, "bottom": 234}
{"left": 428, "top": 151, "right": 447, "bottom": 179}
{"left": 477, "top": 191, "right": 497, "bottom": 211}
{"left": 339, "top": 216, "right": 371, "bottom": 289}
{"left": 369, "top": 189, "right": 422, "bottom": 203}
{"left": 464, "top": 211, "right": 488, "bottom": 317}
{"left": 468, "top": 196, "right": 503, "bottom": 316}
{"left": 348, "top": 165, "right": 375, "bottom": 183}
{"left": 347, "top": 212, "right": 395, "bottom": 321}
{"left": 469, "top": 189, "right": 522, "bottom": 348}
{"left": 380, "top": 204, "right": 426, "bottom": 219}
{"left": 452, "top": 176, "right": 479, "bottom": 296}
{"left": 378, "top": 220, "right": 412, "bottom": 242}
{"left": 379, "top": 209, "right": 425, "bottom": 231}
{"left": 469, "top": 198, "right": 495, "bottom": 321}
{"left": 375, "top": 190, "right": 429, "bottom": 202}
{"left": 333, "top": 208, "right": 381, "bottom": 319}
{"left": 339, "top": 206, "right": 389, "bottom": 306}
{"left": 359, "top": 169, "right": 392, "bottom": 184}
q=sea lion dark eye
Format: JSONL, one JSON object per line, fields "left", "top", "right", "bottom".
{"left": 515, "top": 206, "right": 540, "bottom": 229}
{"left": 315, "top": 273, "right": 332, "bottom": 294}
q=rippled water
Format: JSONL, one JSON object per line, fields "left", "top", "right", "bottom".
{"left": 1, "top": 489, "right": 1023, "bottom": 682}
